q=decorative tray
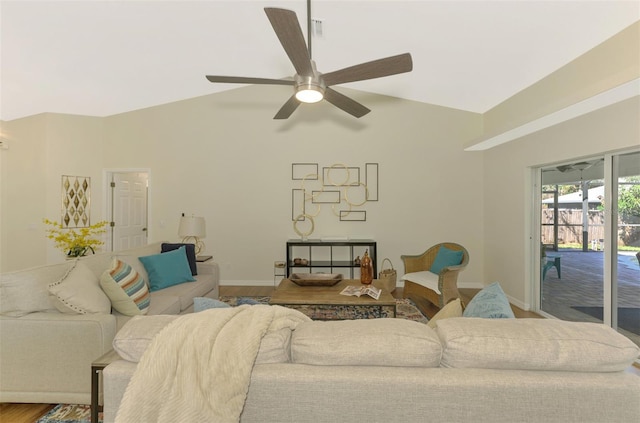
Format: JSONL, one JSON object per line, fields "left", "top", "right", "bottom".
{"left": 290, "top": 273, "right": 343, "bottom": 286}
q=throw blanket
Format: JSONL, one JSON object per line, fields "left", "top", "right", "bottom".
{"left": 115, "top": 305, "right": 310, "bottom": 423}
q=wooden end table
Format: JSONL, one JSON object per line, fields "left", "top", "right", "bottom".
{"left": 269, "top": 278, "right": 396, "bottom": 319}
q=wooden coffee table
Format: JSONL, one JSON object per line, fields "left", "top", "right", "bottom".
{"left": 269, "top": 278, "right": 396, "bottom": 320}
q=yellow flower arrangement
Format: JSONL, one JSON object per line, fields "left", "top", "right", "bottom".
{"left": 43, "top": 219, "right": 109, "bottom": 257}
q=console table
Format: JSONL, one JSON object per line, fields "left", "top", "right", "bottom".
{"left": 286, "top": 239, "right": 377, "bottom": 279}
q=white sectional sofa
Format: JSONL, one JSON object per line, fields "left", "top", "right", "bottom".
{"left": 103, "top": 310, "right": 640, "bottom": 423}
{"left": 0, "top": 242, "right": 219, "bottom": 405}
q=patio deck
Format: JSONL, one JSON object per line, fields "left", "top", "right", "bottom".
{"left": 541, "top": 250, "right": 640, "bottom": 346}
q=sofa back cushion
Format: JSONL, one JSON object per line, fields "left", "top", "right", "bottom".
{"left": 114, "top": 314, "right": 291, "bottom": 364}
{"left": 291, "top": 318, "right": 442, "bottom": 367}
{"left": 0, "top": 262, "right": 71, "bottom": 316}
{"left": 437, "top": 317, "right": 640, "bottom": 372}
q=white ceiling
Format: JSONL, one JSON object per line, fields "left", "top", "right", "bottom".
{"left": 1, "top": 0, "right": 638, "bottom": 121}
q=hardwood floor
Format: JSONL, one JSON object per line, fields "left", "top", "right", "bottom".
{"left": 0, "top": 403, "right": 54, "bottom": 423}
{"left": 0, "top": 285, "right": 623, "bottom": 422}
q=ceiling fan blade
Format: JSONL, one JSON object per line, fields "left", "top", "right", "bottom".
{"left": 206, "top": 75, "right": 293, "bottom": 86}
{"left": 274, "top": 95, "right": 300, "bottom": 119}
{"left": 264, "top": 8, "right": 313, "bottom": 77}
{"left": 322, "top": 53, "right": 413, "bottom": 86}
{"left": 323, "top": 88, "right": 370, "bottom": 118}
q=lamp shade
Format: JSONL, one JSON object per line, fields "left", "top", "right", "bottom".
{"left": 178, "top": 216, "right": 206, "bottom": 238}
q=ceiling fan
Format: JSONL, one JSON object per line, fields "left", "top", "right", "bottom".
{"left": 205, "top": 4, "right": 413, "bottom": 119}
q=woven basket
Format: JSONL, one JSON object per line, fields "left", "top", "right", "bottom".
{"left": 378, "top": 258, "right": 397, "bottom": 293}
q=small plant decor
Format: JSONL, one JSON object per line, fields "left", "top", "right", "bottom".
{"left": 43, "top": 219, "right": 108, "bottom": 257}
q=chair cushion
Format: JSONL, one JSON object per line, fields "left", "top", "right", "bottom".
{"left": 463, "top": 282, "right": 514, "bottom": 318}
{"left": 400, "top": 270, "right": 440, "bottom": 294}
{"left": 430, "top": 245, "right": 464, "bottom": 274}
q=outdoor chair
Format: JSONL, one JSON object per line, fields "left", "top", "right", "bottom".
{"left": 542, "top": 255, "right": 561, "bottom": 280}
{"left": 401, "top": 242, "right": 469, "bottom": 313}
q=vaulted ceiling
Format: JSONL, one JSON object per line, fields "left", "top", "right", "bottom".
{"left": 1, "top": 0, "right": 638, "bottom": 121}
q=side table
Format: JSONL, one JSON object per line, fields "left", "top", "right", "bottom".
{"left": 91, "top": 349, "right": 121, "bottom": 423}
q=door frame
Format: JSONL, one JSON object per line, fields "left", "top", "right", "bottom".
{"left": 103, "top": 168, "right": 151, "bottom": 252}
{"left": 531, "top": 148, "right": 639, "bottom": 327}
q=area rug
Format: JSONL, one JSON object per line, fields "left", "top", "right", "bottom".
{"left": 571, "top": 306, "right": 640, "bottom": 335}
{"left": 36, "top": 404, "right": 99, "bottom": 423}
{"left": 219, "top": 296, "right": 429, "bottom": 324}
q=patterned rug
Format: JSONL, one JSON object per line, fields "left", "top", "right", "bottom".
{"left": 38, "top": 297, "right": 427, "bottom": 422}
{"left": 37, "top": 404, "right": 97, "bottom": 423}
{"left": 219, "top": 296, "right": 429, "bottom": 324}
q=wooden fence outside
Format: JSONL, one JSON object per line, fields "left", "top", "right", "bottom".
{"left": 541, "top": 209, "right": 604, "bottom": 245}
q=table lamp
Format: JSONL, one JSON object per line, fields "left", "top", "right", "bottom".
{"left": 178, "top": 215, "right": 206, "bottom": 255}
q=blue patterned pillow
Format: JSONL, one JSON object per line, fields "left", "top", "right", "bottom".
{"left": 193, "top": 297, "right": 230, "bottom": 312}
{"left": 463, "top": 282, "right": 515, "bottom": 318}
{"left": 430, "top": 246, "right": 464, "bottom": 274}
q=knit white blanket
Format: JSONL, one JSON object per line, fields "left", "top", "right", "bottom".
{"left": 115, "top": 305, "right": 310, "bottom": 423}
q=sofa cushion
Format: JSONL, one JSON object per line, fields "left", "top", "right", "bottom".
{"left": 291, "top": 318, "right": 442, "bottom": 367}
{"left": 151, "top": 274, "right": 215, "bottom": 312}
{"left": 161, "top": 243, "right": 198, "bottom": 275}
{"left": 114, "top": 314, "right": 291, "bottom": 364}
{"left": 427, "top": 298, "right": 462, "bottom": 329}
{"left": 437, "top": 317, "right": 640, "bottom": 372}
{"left": 48, "top": 261, "right": 111, "bottom": 314}
{"left": 113, "top": 315, "right": 179, "bottom": 362}
{"left": 400, "top": 270, "right": 440, "bottom": 294}
{"left": 100, "top": 259, "right": 150, "bottom": 316}
{"left": 430, "top": 245, "right": 464, "bottom": 274}
{"left": 139, "top": 247, "right": 195, "bottom": 292}
{"left": 463, "top": 282, "right": 514, "bottom": 318}
{"left": 0, "top": 262, "right": 68, "bottom": 316}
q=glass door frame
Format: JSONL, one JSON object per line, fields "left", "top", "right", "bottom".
{"left": 531, "top": 148, "right": 638, "bottom": 332}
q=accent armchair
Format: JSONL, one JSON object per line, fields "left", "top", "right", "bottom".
{"left": 401, "top": 242, "right": 469, "bottom": 314}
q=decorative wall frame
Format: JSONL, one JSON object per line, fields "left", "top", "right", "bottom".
{"left": 290, "top": 162, "right": 379, "bottom": 236}
{"left": 365, "top": 163, "right": 379, "bottom": 201}
{"left": 61, "top": 175, "right": 91, "bottom": 228}
{"left": 292, "top": 163, "right": 319, "bottom": 180}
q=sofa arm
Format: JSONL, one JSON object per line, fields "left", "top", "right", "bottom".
{"left": 196, "top": 261, "right": 220, "bottom": 298}
{"left": 0, "top": 311, "right": 116, "bottom": 404}
{"left": 197, "top": 261, "right": 219, "bottom": 280}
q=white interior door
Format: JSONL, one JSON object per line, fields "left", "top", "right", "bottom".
{"left": 111, "top": 172, "right": 148, "bottom": 251}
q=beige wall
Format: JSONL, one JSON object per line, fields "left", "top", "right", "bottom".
{"left": 102, "top": 85, "right": 485, "bottom": 285}
{"left": 482, "top": 97, "right": 640, "bottom": 309}
{"left": 0, "top": 114, "right": 104, "bottom": 271}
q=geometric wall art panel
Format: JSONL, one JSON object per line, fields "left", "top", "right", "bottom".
{"left": 61, "top": 175, "right": 91, "bottom": 228}
{"left": 290, "top": 162, "right": 379, "bottom": 237}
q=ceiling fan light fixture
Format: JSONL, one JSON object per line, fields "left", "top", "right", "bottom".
{"left": 295, "top": 85, "right": 324, "bottom": 103}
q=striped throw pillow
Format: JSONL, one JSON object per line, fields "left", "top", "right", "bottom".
{"left": 100, "top": 259, "right": 150, "bottom": 316}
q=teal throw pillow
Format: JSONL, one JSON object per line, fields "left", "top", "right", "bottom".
{"left": 139, "top": 246, "right": 196, "bottom": 292}
{"left": 430, "top": 246, "right": 464, "bottom": 274}
{"left": 463, "top": 282, "right": 515, "bottom": 319}
{"left": 193, "top": 297, "right": 230, "bottom": 312}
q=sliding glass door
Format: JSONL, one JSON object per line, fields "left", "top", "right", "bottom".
{"left": 537, "top": 150, "right": 640, "bottom": 348}
{"left": 611, "top": 151, "right": 640, "bottom": 345}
